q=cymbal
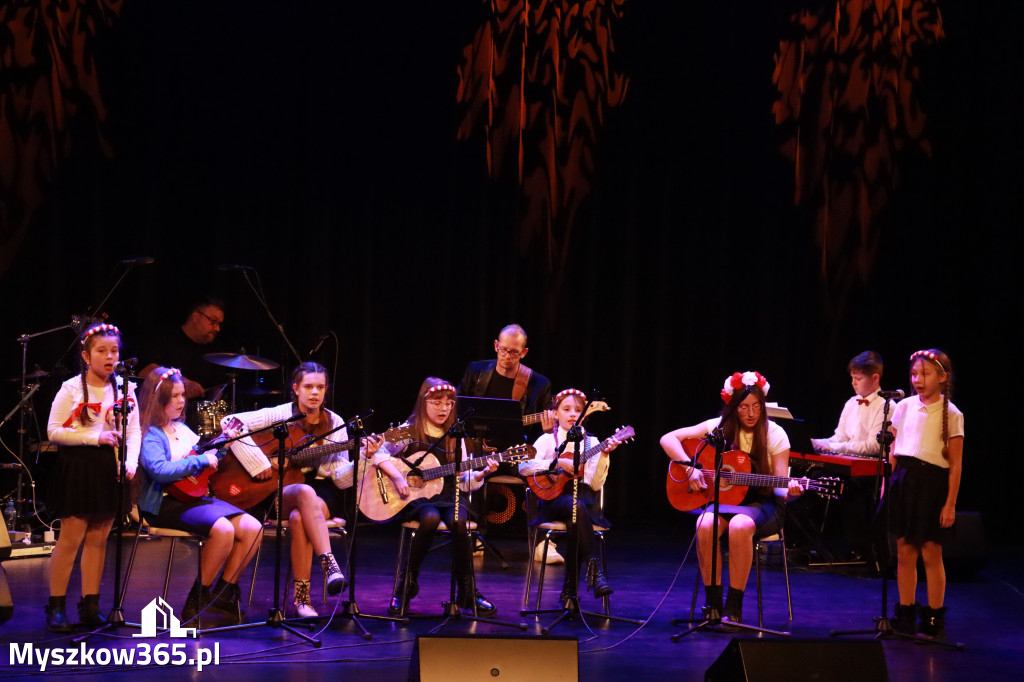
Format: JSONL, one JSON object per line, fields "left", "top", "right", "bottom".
{"left": 203, "top": 353, "right": 280, "bottom": 371}
{"left": 7, "top": 369, "right": 49, "bottom": 382}
{"left": 241, "top": 386, "right": 283, "bottom": 396}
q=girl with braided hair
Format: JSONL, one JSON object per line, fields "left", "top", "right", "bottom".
{"left": 44, "top": 323, "right": 141, "bottom": 631}
{"left": 660, "top": 371, "right": 803, "bottom": 630}
{"left": 887, "top": 349, "right": 964, "bottom": 640}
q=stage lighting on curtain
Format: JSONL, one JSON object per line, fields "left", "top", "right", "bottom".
{"left": 772, "top": 0, "right": 944, "bottom": 283}
{"left": 456, "top": 0, "right": 629, "bottom": 309}
{"left": 0, "top": 0, "right": 123, "bottom": 276}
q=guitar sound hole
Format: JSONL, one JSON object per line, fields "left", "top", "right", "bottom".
{"left": 407, "top": 475, "right": 424, "bottom": 489}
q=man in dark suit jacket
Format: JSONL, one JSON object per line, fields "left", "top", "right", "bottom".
{"left": 458, "top": 323, "right": 554, "bottom": 437}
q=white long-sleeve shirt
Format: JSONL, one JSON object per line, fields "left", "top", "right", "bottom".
{"left": 46, "top": 375, "right": 141, "bottom": 475}
{"left": 520, "top": 428, "right": 610, "bottom": 491}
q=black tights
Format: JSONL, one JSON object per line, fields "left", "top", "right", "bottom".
{"left": 540, "top": 495, "right": 596, "bottom": 565}
{"left": 406, "top": 503, "right": 472, "bottom": 580}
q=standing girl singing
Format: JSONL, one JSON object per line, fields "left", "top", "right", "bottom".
{"left": 45, "top": 323, "right": 141, "bottom": 632}
{"left": 888, "top": 349, "right": 964, "bottom": 640}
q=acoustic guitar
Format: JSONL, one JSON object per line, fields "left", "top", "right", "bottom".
{"left": 524, "top": 425, "right": 635, "bottom": 501}
{"left": 208, "top": 422, "right": 412, "bottom": 510}
{"left": 166, "top": 417, "right": 243, "bottom": 503}
{"left": 357, "top": 443, "right": 535, "bottom": 522}
{"left": 665, "top": 437, "right": 844, "bottom": 512}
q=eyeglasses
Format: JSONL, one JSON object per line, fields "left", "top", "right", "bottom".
{"left": 496, "top": 346, "right": 523, "bottom": 359}
{"left": 737, "top": 403, "right": 762, "bottom": 414}
{"left": 196, "top": 310, "right": 223, "bottom": 327}
{"left": 426, "top": 399, "right": 455, "bottom": 410}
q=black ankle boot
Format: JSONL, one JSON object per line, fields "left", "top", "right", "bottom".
{"left": 919, "top": 605, "right": 947, "bottom": 640}
{"left": 456, "top": 577, "right": 497, "bottom": 617}
{"left": 703, "top": 584, "right": 723, "bottom": 616}
{"left": 181, "top": 580, "right": 210, "bottom": 623}
{"left": 586, "top": 557, "right": 613, "bottom": 598}
{"left": 721, "top": 587, "right": 744, "bottom": 631}
{"left": 46, "top": 596, "right": 72, "bottom": 633}
{"left": 77, "top": 594, "right": 107, "bottom": 627}
{"left": 319, "top": 552, "right": 347, "bottom": 596}
{"left": 208, "top": 578, "right": 241, "bottom": 622}
{"left": 388, "top": 570, "right": 419, "bottom": 615}
{"left": 893, "top": 603, "right": 917, "bottom": 635}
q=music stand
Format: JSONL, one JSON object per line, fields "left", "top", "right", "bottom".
{"left": 456, "top": 397, "right": 524, "bottom": 566}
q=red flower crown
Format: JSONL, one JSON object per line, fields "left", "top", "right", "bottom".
{"left": 720, "top": 371, "right": 770, "bottom": 404}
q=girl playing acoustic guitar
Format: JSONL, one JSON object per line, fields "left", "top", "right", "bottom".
{"left": 374, "top": 378, "right": 500, "bottom": 617}
{"left": 137, "top": 367, "right": 262, "bottom": 624}
{"left": 659, "top": 371, "right": 802, "bottom": 629}
{"left": 519, "top": 388, "right": 621, "bottom": 604}
{"left": 221, "top": 362, "right": 383, "bottom": 618}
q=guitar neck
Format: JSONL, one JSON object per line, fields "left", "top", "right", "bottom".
{"left": 420, "top": 453, "right": 505, "bottom": 482}
{"left": 522, "top": 411, "right": 543, "bottom": 426}
{"left": 289, "top": 438, "right": 356, "bottom": 468}
{"left": 704, "top": 470, "right": 798, "bottom": 489}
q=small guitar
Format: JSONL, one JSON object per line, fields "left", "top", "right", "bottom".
{"left": 166, "top": 417, "right": 244, "bottom": 502}
{"left": 524, "top": 425, "right": 635, "bottom": 501}
{"left": 521, "top": 400, "right": 610, "bottom": 426}
{"left": 666, "top": 438, "right": 844, "bottom": 512}
{"left": 358, "top": 443, "right": 536, "bottom": 522}
{"left": 209, "top": 422, "right": 413, "bottom": 510}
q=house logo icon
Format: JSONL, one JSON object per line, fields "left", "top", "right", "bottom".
{"left": 133, "top": 597, "right": 197, "bottom": 638}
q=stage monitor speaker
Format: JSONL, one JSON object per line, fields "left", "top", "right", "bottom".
{"left": 411, "top": 634, "right": 578, "bottom": 682}
{"left": 705, "top": 638, "right": 888, "bottom": 682}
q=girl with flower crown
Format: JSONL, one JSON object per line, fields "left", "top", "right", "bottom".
{"left": 659, "top": 370, "right": 802, "bottom": 629}
{"left": 137, "top": 367, "right": 262, "bottom": 625}
{"left": 44, "top": 323, "right": 141, "bottom": 632}
{"left": 374, "top": 377, "right": 500, "bottom": 617}
{"left": 886, "top": 349, "right": 963, "bottom": 641}
{"left": 519, "top": 388, "right": 621, "bottom": 604}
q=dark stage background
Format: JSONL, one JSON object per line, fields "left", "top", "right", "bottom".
{"left": 2, "top": 2, "right": 1021, "bottom": 542}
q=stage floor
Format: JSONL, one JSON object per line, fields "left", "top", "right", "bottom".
{"left": 2, "top": 522, "right": 1021, "bottom": 681}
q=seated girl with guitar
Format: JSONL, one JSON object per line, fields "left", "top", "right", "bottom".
{"left": 137, "top": 367, "right": 262, "bottom": 624}
{"left": 374, "top": 378, "right": 500, "bottom": 617}
{"left": 219, "top": 362, "right": 384, "bottom": 618}
{"left": 659, "top": 371, "right": 803, "bottom": 630}
{"left": 519, "top": 389, "right": 624, "bottom": 604}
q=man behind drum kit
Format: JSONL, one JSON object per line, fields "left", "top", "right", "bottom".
{"left": 141, "top": 296, "right": 229, "bottom": 432}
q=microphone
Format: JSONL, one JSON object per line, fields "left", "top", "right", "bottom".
{"left": 878, "top": 389, "right": 905, "bottom": 401}
{"left": 218, "top": 264, "right": 253, "bottom": 271}
{"left": 121, "top": 256, "right": 155, "bottom": 265}
{"left": 113, "top": 362, "right": 126, "bottom": 374}
{"left": 283, "top": 412, "right": 306, "bottom": 424}
{"left": 308, "top": 334, "right": 329, "bottom": 356}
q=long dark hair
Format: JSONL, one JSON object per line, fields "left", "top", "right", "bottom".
{"left": 720, "top": 385, "right": 770, "bottom": 474}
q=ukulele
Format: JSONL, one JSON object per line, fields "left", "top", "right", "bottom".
{"left": 665, "top": 437, "right": 843, "bottom": 512}
{"left": 166, "top": 417, "right": 243, "bottom": 502}
{"left": 524, "top": 425, "right": 635, "bottom": 501}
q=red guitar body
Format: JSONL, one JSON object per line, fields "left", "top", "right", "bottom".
{"left": 665, "top": 438, "right": 752, "bottom": 512}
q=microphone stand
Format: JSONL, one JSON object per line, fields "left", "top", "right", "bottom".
{"left": 288, "top": 413, "right": 406, "bottom": 638}
{"left": 829, "top": 396, "right": 964, "bottom": 649}
{"left": 671, "top": 427, "right": 789, "bottom": 640}
{"left": 426, "top": 417, "right": 525, "bottom": 633}
{"left": 522, "top": 395, "right": 645, "bottom": 633}
{"left": 76, "top": 362, "right": 138, "bottom": 641}
{"left": 235, "top": 267, "right": 302, "bottom": 366}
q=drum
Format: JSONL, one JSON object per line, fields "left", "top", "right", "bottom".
{"left": 192, "top": 400, "right": 228, "bottom": 438}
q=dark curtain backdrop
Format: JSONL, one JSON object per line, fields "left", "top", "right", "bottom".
{"left": 2, "top": 2, "right": 1021, "bottom": 539}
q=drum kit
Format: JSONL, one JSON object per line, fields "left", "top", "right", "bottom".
{"left": 191, "top": 352, "right": 282, "bottom": 437}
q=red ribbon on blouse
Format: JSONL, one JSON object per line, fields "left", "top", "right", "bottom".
{"left": 63, "top": 402, "right": 102, "bottom": 427}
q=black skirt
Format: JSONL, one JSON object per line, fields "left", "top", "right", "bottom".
{"left": 49, "top": 445, "right": 128, "bottom": 518}
{"left": 887, "top": 456, "right": 954, "bottom": 546}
